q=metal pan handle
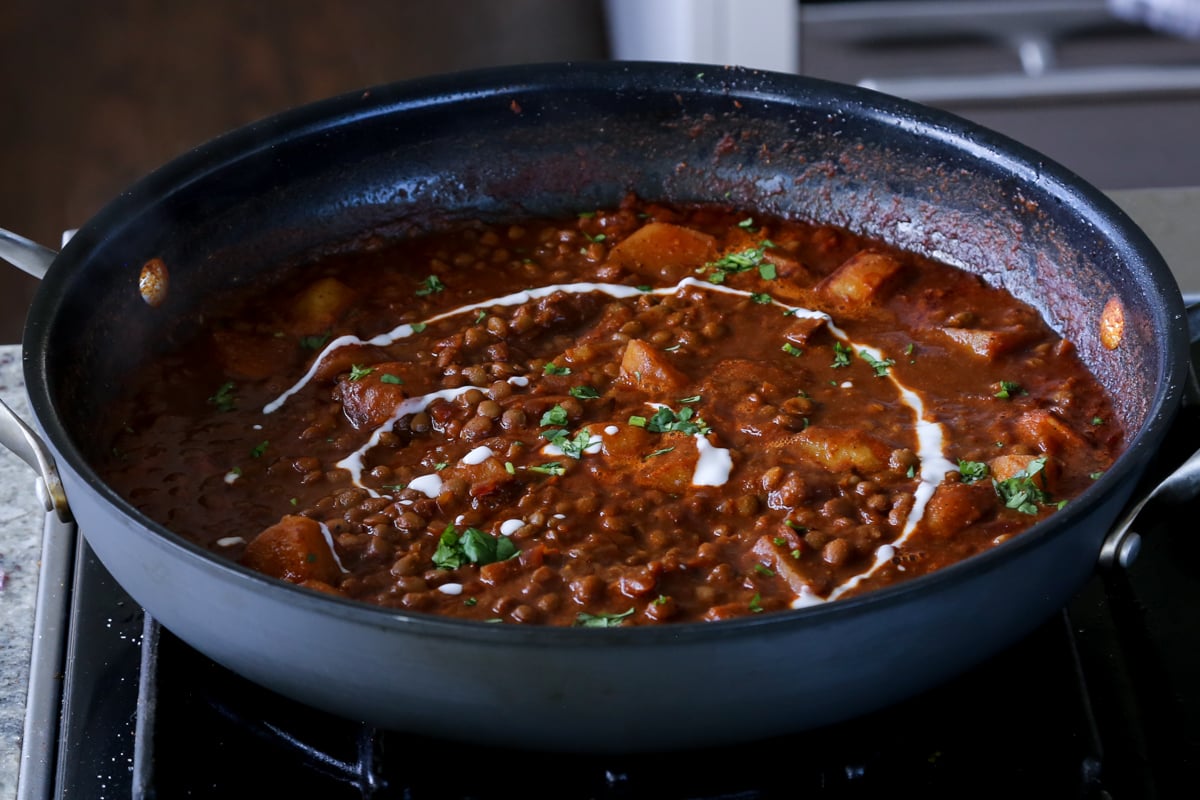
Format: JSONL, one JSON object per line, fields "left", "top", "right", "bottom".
{"left": 0, "top": 228, "right": 70, "bottom": 521}
{"left": 0, "top": 398, "right": 70, "bottom": 521}
{"left": 0, "top": 226, "right": 56, "bottom": 280}
{"left": 1099, "top": 300, "right": 1200, "bottom": 569}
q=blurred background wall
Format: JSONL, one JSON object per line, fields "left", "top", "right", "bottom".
{"left": 3, "top": 0, "right": 1199, "bottom": 343}
{"left": 0, "top": 0, "right": 609, "bottom": 341}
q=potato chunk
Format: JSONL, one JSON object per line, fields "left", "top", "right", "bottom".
{"left": 751, "top": 535, "right": 814, "bottom": 596}
{"left": 777, "top": 427, "right": 889, "bottom": 473}
{"left": 337, "top": 362, "right": 411, "bottom": 429}
{"left": 818, "top": 250, "right": 904, "bottom": 307}
{"left": 923, "top": 482, "right": 995, "bottom": 537}
{"left": 290, "top": 277, "right": 358, "bottom": 332}
{"left": 607, "top": 222, "right": 717, "bottom": 283}
{"left": 1014, "top": 410, "right": 1085, "bottom": 456}
{"left": 242, "top": 515, "right": 340, "bottom": 585}
{"left": 618, "top": 339, "right": 689, "bottom": 394}
{"left": 939, "top": 326, "right": 1033, "bottom": 359}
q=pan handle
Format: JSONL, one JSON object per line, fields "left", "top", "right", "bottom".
{"left": 1099, "top": 300, "right": 1200, "bottom": 569}
{"left": 0, "top": 227, "right": 69, "bottom": 520}
{"left": 0, "top": 398, "right": 70, "bottom": 522}
{"left": 0, "top": 226, "right": 57, "bottom": 280}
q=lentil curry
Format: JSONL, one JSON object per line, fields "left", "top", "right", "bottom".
{"left": 100, "top": 198, "right": 1123, "bottom": 625}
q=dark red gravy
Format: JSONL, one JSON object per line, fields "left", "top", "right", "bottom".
{"left": 99, "top": 199, "right": 1123, "bottom": 625}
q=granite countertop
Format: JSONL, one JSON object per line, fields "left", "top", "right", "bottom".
{"left": 0, "top": 346, "right": 48, "bottom": 799}
{"left": 0, "top": 187, "right": 1194, "bottom": 797}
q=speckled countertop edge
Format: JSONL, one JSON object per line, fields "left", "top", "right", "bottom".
{"left": 0, "top": 345, "right": 47, "bottom": 799}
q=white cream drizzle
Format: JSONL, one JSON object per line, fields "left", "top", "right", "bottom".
{"left": 317, "top": 521, "right": 350, "bottom": 574}
{"left": 462, "top": 445, "right": 495, "bottom": 465}
{"left": 692, "top": 434, "right": 733, "bottom": 486}
{"left": 499, "top": 518, "right": 525, "bottom": 536}
{"left": 257, "top": 273, "right": 957, "bottom": 608}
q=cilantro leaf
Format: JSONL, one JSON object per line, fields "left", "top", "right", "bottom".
{"left": 207, "top": 381, "right": 236, "bottom": 412}
{"left": 644, "top": 405, "right": 710, "bottom": 435}
{"left": 541, "top": 428, "right": 596, "bottom": 459}
{"left": 957, "top": 459, "right": 989, "bottom": 483}
{"left": 992, "top": 457, "right": 1051, "bottom": 515}
{"left": 831, "top": 341, "right": 853, "bottom": 368}
{"left": 574, "top": 608, "right": 635, "bottom": 628}
{"left": 858, "top": 350, "right": 895, "bottom": 377}
{"left": 432, "top": 526, "right": 518, "bottom": 570}
{"left": 415, "top": 275, "right": 446, "bottom": 296}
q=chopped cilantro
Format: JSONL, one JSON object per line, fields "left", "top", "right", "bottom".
{"left": 749, "top": 593, "right": 764, "bottom": 613}
{"left": 957, "top": 460, "right": 989, "bottom": 483}
{"left": 543, "top": 362, "right": 572, "bottom": 376}
{"left": 348, "top": 364, "right": 374, "bottom": 381}
{"left": 299, "top": 332, "right": 331, "bottom": 350}
{"left": 644, "top": 405, "right": 710, "bottom": 435}
{"left": 859, "top": 350, "right": 895, "bottom": 377}
{"left": 993, "top": 457, "right": 1051, "bottom": 514}
{"left": 574, "top": 608, "right": 635, "bottom": 628}
{"left": 540, "top": 404, "right": 569, "bottom": 427}
{"left": 541, "top": 428, "right": 595, "bottom": 459}
{"left": 415, "top": 275, "right": 446, "bottom": 296}
{"left": 703, "top": 240, "right": 777, "bottom": 283}
{"left": 570, "top": 385, "right": 601, "bottom": 400}
{"left": 380, "top": 373, "right": 403, "bottom": 385}
{"left": 432, "top": 525, "right": 519, "bottom": 570}
{"left": 644, "top": 447, "right": 675, "bottom": 459}
{"left": 751, "top": 292, "right": 773, "bottom": 304}
{"left": 410, "top": 322, "right": 428, "bottom": 333}
{"left": 831, "top": 341, "right": 853, "bottom": 368}
{"left": 207, "top": 381, "right": 236, "bottom": 413}
{"left": 529, "top": 462, "right": 566, "bottom": 476}
{"left": 754, "top": 564, "right": 775, "bottom": 577}
{"left": 782, "top": 343, "right": 803, "bottom": 357}
{"left": 994, "top": 380, "right": 1024, "bottom": 399}
{"left": 251, "top": 441, "right": 269, "bottom": 458}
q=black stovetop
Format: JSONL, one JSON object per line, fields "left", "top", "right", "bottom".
{"left": 35, "top": 483, "right": 1199, "bottom": 800}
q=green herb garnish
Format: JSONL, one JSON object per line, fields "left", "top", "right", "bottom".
{"left": 643, "top": 405, "right": 710, "bottom": 435}
{"left": 541, "top": 428, "right": 595, "bottom": 459}
{"left": 831, "top": 341, "right": 853, "bottom": 368}
{"left": 703, "top": 240, "right": 777, "bottom": 283}
{"left": 540, "top": 404, "right": 569, "bottom": 427}
{"left": 348, "top": 364, "right": 374, "bottom": 381}
{"left": 543, "top": 362, "right": 572, "bottom": 376}
{"left": 993, "top": 456, "right": 1051, "bottom": 515}
{"left": 299, "top": 332, "right": 331, "bottom": 350}
{"left": 570, "top": 385, "right": 601, "bottom": 400}
{"left": 415, "top": 275, "right": 446, "bottom": 296}
{"left": 957, "top": 460, "right": 989, "bottom": 483}
{"left": 432, "top": 525, "right": 519, "bottom": 570}
{"left": 995, "top": 380, "right": 1024, "bottom": 400}
{"left": 207, "top": 381, "right": 236, "bottom": 413}
{"left": 574, "top": 608, "right": 636, "bottom": 628}
{"left": 859, "top": 350, "right": 895, "bottom": 377}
